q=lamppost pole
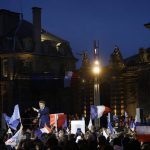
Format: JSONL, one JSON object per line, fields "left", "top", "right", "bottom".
{"left": 93, "top": 40, "right": 100, "bottom": 128}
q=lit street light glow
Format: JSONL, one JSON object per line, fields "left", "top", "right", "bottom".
{"left": 92, "top": 60, "right": 101, "bottom": 75}
{"left": 94, "top": 60, "right": 99, "bottom": 65}
{"left": 93, "top": 66, "right": 100, "bottom": 74}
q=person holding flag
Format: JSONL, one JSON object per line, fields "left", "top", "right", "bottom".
{"left": 33, "top": 100, "right": 50, "bottom": 128}
{"left": 4, "top": 104, "right": 23, "bottom": 149}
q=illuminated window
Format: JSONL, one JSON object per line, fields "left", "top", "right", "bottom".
{"left": 114, "top": 109, "right": 117, "bottom": 115}
{"left": 121, "top": 100, "right": 124, "bottom": 104}
{"left": 82, "top": 79, "right": 86, "bottom": 83}
{"left": 84, "top": 110, "right": 86, "bottom": 117}
{"left": 121, "top": 109, "right": 124, "bottom": 115}
{"left": 121, "top": 105, "right": 124, "bottom": 109}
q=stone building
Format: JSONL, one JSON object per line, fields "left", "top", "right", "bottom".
{"left": 0, "top": 8, "right": 77, "bottom": 117}
{"left": 105, "top": 46, "right": 150, "bottom": 118}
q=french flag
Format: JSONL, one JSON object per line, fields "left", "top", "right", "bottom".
{"left": 136, "top": 126, "right": 150, "bottom": 142}
{"left": 5, "top": 125, "right": 23, "bottom": 148}
{"left": 91, "top": 105, "right": 111, "bottom": 120}
{"left": 3, "top": 104, "right": 21, "bottom": 130}
{"left": 64, "top": 71, "right": 78, "bottom": 87}
{"left": 35, "top": 124, "right": 52, "bottom": 140}
{"left": 50, "top": 113, "right": 67, "bottom": 129}
{"left": 64, "top": 71, "right": 73, "bottom": 87}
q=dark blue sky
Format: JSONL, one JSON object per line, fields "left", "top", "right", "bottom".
{"left": 1, "top": 0, "right": 150, "bottom": 67}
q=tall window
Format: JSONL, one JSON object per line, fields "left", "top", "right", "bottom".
{"left": 2, "top": 59, "right": 8, "bottom": 77}
{"left": 19, "top": 60, "right": 32, "bottom": 74}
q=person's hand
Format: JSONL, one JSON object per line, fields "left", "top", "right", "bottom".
{"left": 32, "top": 107, "right": 39, "bottom": 112}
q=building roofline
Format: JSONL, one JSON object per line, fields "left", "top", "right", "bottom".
{"left": 0, "top": 9, "right": 20, "bottom": 15}
{"left": 41, "top": 29, "right": 68, "bottom": 43}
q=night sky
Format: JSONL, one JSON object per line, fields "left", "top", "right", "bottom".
{"left": 1, "top": 0, "right": 150, "bottom": 67}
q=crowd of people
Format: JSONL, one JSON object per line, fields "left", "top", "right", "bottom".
{"left": 0, "top": 101, "right": 150, "bottom": 150}
{"left": 0, "top": 124, "right": 150, "bottom": 150}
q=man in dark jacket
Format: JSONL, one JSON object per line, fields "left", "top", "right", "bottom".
{"left": 33, "top": 100, "right": 50, "bottom": 128}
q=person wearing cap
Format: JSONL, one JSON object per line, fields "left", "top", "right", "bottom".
{"left": 33, "top": 100, "right": 50, "bottom": 128}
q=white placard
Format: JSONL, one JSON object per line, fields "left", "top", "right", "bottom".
{"left": 135, "top": 108, "right": 141, "bottom": 123}
{"left": 136, "top": 126, "right": 150, "bottom": 135}
{"left": 71, "top": 120, "right": 85, "bottom": 134}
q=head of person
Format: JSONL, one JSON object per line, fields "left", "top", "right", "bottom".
{"left": 98, "top": 135, "right": 107, "bottom": 147}
{"left": 39, "top": 100, "right": 45, "bottom": 109}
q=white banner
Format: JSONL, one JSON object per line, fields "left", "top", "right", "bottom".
{"left": 136, "top": 126, "right": 150, "bottom": 135}
{"left": 71, "top": 120, "right": 85, "bottom": 134}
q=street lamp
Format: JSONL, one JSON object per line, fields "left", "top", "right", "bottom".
{"left": 92, "top": 60, "right": 101, "bottom": 74}
{"left": 92, "top": 59, "right": 101, "bottom": 128}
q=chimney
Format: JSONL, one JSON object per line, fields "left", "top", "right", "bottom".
{"left": 32, "top": 7, "right": 41, "bottom": 53}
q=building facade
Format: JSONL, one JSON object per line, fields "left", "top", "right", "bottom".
{"left": 106, "top": 46, "right": 150, "bottom": 118}
{"left": 0, "top": 8, "right": 78, "bottom": 118}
